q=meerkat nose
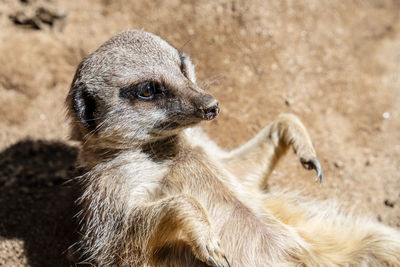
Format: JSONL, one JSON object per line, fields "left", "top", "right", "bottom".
{"left": 203, "top": 100, "right": 220, "bottom": 120}
{"left": 196, "top": 95, "right": 220, "bottom": 120}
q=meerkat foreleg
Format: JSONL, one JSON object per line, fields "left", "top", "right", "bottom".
{"left": 133, "top": 195, "right": 231, "bottom": 267}
{"left": 222, "top": 114, "right": 323, "bottom": 190}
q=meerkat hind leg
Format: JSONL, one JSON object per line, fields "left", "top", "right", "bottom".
{"left": 263, "top": 193, "right": 400, "bottom": 266}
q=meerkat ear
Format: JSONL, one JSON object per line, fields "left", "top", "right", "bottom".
{"left": 70, "top": 82, "right": 97, "bottom": 132}
{"left": 180, "top": 53, "right": 197, "bottom": 84}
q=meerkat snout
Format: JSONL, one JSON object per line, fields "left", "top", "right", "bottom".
{"left": 195, "top": 94, "right": 220, "bottom": 120}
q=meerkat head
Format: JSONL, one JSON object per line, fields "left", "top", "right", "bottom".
{"left": 66, "top": 30, "right": 219, "bottom": 149}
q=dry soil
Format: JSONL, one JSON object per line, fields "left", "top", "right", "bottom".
{"left": 0, "top": 0, "right": 399, "bottom": 266}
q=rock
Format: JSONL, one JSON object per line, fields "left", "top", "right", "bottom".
{"left": 333, "top": 160, "right": 344, "bottom": 169}
{"left": 9, "top": 2, "right": 67, "bottom": 31}
{"left": 384, "top": 199, "right": 395, "bottom": 208}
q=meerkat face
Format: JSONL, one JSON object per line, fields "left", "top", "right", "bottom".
{"left": 67, "top": 30, "right": 219, "bottom": 147}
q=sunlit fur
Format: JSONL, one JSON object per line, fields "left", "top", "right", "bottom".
{"left": 66, "top": 30, "right": 400, "bottom": 267}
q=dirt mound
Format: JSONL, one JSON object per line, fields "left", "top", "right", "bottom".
{"left": 0, "top": 0, "right": 399, "bottom": 265}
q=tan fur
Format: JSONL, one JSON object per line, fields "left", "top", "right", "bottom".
{"left": 66, "top": 30, "right": 400, "bottom": 267}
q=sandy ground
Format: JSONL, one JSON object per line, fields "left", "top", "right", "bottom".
{"left": 0, "top": 0, "right": 399, "bottom": 266}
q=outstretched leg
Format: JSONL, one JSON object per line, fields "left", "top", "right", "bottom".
{"left": 263, "top": 192, "right": 400, "bottom": 266}
{"left": 222, "top": 114, "right": 323, "bottom": 190}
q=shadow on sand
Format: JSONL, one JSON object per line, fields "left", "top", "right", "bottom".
{"left": 0, "top": 139, "right": 84, "bottom": 267}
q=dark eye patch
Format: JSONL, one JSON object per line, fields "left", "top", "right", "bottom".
{"left": 71, "top": 82, "right": 97, "bottom": 131}
{"left": 119, "top": 81, "right": 164, "bottom": 101}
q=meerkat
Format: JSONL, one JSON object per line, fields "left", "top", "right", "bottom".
{"left": 66, "top": 30, "right": 400, "bottom": 267}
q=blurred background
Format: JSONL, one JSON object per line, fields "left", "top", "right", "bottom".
{"left": 0, "top": 0, "right": 399, "bottom": 266}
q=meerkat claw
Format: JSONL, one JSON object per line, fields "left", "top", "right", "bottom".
{"left": 224, "top": 255, "right": 232, "bottom": 267}
{"left": 301, "top": 157, "right": 323, "bottom": 183}
{"left": 315, "top": 165, "right": 324, "bottom": 184}
{"left": 208, "top": 255, "right": 231, "bottom": 267}
{"left": 209, "top": 257, "right": 219, "bottom": 267}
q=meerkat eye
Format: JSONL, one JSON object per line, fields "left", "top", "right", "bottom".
{"left": 137, "top": 81, "right": 159, "bottom": 100}
{"left": 119, "top": 81, "right": 164, "bottom": 101}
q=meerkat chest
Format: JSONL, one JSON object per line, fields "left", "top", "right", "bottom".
{"left": 161, "top": 145, "right": 269, "bottom": 223}
{"left": 105, "top": 151, "right": 170, "bottom": 204}
{"left": 163, "top": 147, "right": 222, "bottom": 188}
{"left": 161, "top": 148, "right": 242, "bottom": 211}
{"left": 108, "top": 148, "right": 221, "bottom": 204}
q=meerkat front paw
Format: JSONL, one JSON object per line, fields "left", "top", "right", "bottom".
{"left": 190, "top": 232, "right": 231, "bottom": 267}
{"left": 274, "top": 114, "right": 324, "bottom": 183}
